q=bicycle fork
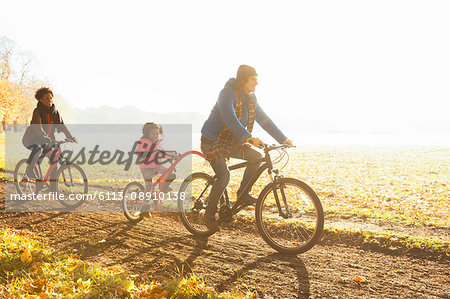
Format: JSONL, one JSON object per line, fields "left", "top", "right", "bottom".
{"left": 62, "top": 166, "right": 74, "bottom": 187}
{"left": 269, "top": 171, "right": 293, "bottom": 219}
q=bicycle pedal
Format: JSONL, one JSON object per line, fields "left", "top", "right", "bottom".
{"left": 219, "top": 217, "right": 233, "bottom": 224}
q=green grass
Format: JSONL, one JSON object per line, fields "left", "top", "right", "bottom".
{"left": 322, "top": 225, "right": 449, "bottom": 257}
{"left": 192, "top": 145, "right": 450, "bottom": 229}
{"left": 0, "top": 133, "right": 5, "bottom": 180}
{"left": 3, "top": 132, "right": 449, "bottom": 229}
{"left": 0, "top": 228, "right": 256, "bottom": 298}
{"left": 230, "top": 213, "right": 449, "bottom": 258}
{"left": 2, "top": 131, "right": 187, "bottom": 192}
{"left": 323, "top": 205, "right": 448, "bottom": 228}
{"left": 2, "top": 132, "right": 449, "bottom": 254}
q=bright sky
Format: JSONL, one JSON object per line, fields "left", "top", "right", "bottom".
{"left": 1, "top": 0, "right": 449, "bottom": 129}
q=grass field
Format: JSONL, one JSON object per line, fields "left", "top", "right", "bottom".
{"left": 192, "top": 145, "right": 449, "bottom": 229}
{"left": 2, "top": 133, "right": 449, "bottom": 229}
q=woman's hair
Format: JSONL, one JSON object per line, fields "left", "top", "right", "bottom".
{"left": 142, "top": 122, "right": 163, "bottom": 138}
{"left": 35, "top": 87, "right": 54, "bottom": 101}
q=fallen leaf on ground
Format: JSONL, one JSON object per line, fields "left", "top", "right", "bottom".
{"left": 354, "top": 276, "right": 368, "bottom": 283}
{"left": 20, "top": 249, "right": 33, "bottom": 263}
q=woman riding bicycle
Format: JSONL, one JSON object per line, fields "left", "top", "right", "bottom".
{"left": 22, "top": 87, "right": 76, "bottom": 184}
{"left": 200, "top": 65, "right": 293, "bottom": 232}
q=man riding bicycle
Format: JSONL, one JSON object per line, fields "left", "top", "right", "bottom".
{"left": 200, "top": 65, "right": 293, "bottom": 232}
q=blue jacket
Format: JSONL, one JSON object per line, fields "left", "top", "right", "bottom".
{"left": 201, "top": 78, "right": 288, "bottom": 143}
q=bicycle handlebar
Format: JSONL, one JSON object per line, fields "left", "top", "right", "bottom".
{"left": 51, "top": 138, "right": 77, "bottom": 147}
{"left": 263, "top": 143, "right": 295, "bottom": 152}
{"left": 246, "top": 139, "right": 294, "bottom": 151}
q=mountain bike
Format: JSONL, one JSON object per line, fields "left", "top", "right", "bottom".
{"left": 178, "top": 143, "right": 324, "bottom": 254}
{"left": 13, "top": 138, "right": 88, "bottom": 209}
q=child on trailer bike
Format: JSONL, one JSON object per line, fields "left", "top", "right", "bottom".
{"left": 135, "top": 122, "right": 177, "bottom": 217}
{"left": 200, "top": 65, "right": 293, "bottom": 232}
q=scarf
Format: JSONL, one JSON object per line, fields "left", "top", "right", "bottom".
{"left": 206, "top": 89, "right": 256, "bottom": 162}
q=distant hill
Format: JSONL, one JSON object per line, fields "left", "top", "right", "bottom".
{"left": 69, "top": 105, "right": 450, "bottom": 135}
{"left": 71, "top": 106, "right": 207, "bottom": 132}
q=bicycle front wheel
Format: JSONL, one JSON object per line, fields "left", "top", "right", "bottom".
{"left": 55, "top": 163, "right": 88, "bottom": 209}
{"left": 255, "top": 177, "right": 324, "bottom": 254}
{"left": 178, "top": 172, "right": 215, "bottom": 237}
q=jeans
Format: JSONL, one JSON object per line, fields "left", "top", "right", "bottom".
{"left": 201, "top": 140, "right": 262, "bottom": 217}
{"left": 23, "top": 136, "right": 53, "bottom": 179}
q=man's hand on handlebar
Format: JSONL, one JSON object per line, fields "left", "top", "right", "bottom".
{"left": 282, "top": 139, "right": 294, "bottom": 147}
{"left": 246, "top": 137, "right": 295, "bottom": 150}
{"left": 245, "top": 137, "right": 265, "bottom": 149}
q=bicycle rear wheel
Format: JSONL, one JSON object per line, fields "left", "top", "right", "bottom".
{"left": 122, "top": 182, "right": 145, "bottom": 223}
{"left": 255, "top": 177, "right": 324, "bottom": 254}
{"left": 14, "top": 159, "right": 38, "bottom": 196}
{"left": 178, "top": 172, "right": 215, "bottom": 236}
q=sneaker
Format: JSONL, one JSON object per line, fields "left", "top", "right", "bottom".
{"left": 243, "top": 194, "right": 257, "bottom": 206}
{"left": 237, "top": 190, "right": 258, "bottom": 206}
{"left": 163, "top": 187, "right": 173, "bottom": 193}
{"left": 142, "top": 203, "right": 152, "bottom": 218}
{"left": 26, "top": 169, "right": 43, "bottom": 193}
{"left": 35, "top": 180, "right": 44, "bottom": 194}
{"left": 26, "top": 168, "right": 37, "bottom": 180}
{"left": 204, "top": 215, "right": 220, "bottom": 233}
{"left": 161, "top": 179, "right": 174, "bottom": 193}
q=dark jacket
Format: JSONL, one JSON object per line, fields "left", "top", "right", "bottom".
{"left": 22, "top": 102, "right": 72, "bottom": 147}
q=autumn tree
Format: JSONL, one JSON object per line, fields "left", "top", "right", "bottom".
{"left": 0, "top": 36, "right": 44, "bottom": 131}
{"left": 0, "top": 36, "right": 75, "bottom": 133}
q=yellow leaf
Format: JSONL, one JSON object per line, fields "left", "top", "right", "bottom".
{"left": 121, "top": 280, "right": 135, "bottom": 291}
{"left": 20, "top": 250, "right": 33, "bottom": 263}
{"left": 81, "top": 278, "right": 91, "bottom": 288}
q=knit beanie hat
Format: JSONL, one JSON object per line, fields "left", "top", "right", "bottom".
{"left": 236, "top": 65, "right": 257, "bottom": 85}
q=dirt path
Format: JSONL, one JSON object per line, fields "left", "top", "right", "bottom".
{"left": 1, "top": 182, "right": 449, "bottom": 298}
{"left": 0, "top": 213, "right": 448, "bottom": 298}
